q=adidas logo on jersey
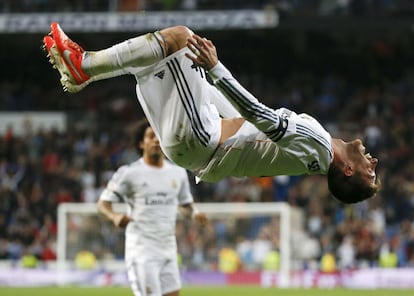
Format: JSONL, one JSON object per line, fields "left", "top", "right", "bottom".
{"left": 154, "top": 70, "right": 165, "bottom": 79}
{"left": 307, "top": 160, "right": 320, "bottom": 172}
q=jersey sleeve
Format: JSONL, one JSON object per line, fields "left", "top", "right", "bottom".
{"left": 208, "top": 62, "right": 288, "bottom": 142}
{"left": 99, "top": 165, "right": 129, "bottom": 203}
{"left": 177, "top": 167, "right": 194, "bottom": 205}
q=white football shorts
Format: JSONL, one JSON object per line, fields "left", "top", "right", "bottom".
{"left": 126, "top": 255, "right": 181, "bottom": 296}
{"left": 132, "top": 48, "right": 239, "bottom": 171}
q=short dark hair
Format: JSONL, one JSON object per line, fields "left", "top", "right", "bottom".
{"left": 327, "top": 164, "right": 381, "bottom": 204}
{"left": 134, "top": 118, "right": 151, "bottom": 155}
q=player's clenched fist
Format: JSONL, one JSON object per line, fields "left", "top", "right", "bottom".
{"left": 194, "top": 212, "right": 208, "bottom": 227}
{"left": 112, "top": 213, "right": 132, "bottom": 228}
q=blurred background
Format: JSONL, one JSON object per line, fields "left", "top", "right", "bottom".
{"left": 1, "top": 0, "right": 414, "bottom": 289}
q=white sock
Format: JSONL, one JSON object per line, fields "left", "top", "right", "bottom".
{"left": 82, "top": 32, "right": 165, "bottom": 79}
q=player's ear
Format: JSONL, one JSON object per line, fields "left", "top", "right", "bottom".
{"left": 138, "top": 140, "right": 144, "bottom": 150}
{"left": 344, "top": 164, "right": 353, "bottom": 177}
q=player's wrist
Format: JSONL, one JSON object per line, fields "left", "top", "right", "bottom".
{"left": 191, "top": 207, "right": 200, "bottom": 219}
{"left": 207, "top": 61, "right": 230, "bottom": 83}
{"left": 111, "top": 212, "right": 122, "bottom": 224}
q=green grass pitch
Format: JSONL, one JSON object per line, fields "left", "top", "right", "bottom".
{"left": 1, "top": 286, "right": 414, "bottom": 296}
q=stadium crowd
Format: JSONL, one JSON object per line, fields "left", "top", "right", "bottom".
{"left": 0, "top": 6, "right": 414, "bottom": 272}
{"left": 0, "top": 0, "right": 414, "bottom": 17}
{"left": 1, "top": 46, "right": 414, "bottom": 272}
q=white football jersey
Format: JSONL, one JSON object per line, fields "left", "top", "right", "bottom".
{"left": 130, "top": 49, "right": 333, "bottom": 184}
{"left": 196, "top": 111, "right": 333, "bottom": 182}
{"left": 99, "top": 158, "right": 193, "bottom": 258}
{"left": 196, "top": 62, "right": 333, "bottom": 182}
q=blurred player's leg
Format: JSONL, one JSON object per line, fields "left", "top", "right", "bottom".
{"left": 160, "top": 257, "right": 181, "bottom": 296}
{"left": 127, "top": 259, "right": 163, "bottom": 296}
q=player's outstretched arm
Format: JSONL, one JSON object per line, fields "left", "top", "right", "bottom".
{"left": 187, "top": 33, "right": 288, "bottom": 143}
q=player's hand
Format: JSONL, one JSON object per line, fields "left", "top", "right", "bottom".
{"left": 194, "top": 212, "right": 208, "bottom": 227}
{"left": 185, "top": 34, "right": 218, "bottom": 70}
{"left": 112, "top": 213, "right": 132, "bottom": 228}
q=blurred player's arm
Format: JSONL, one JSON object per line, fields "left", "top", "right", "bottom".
{"left": 97, "top": 200, "right": 132, "bottom": 228}
{"left": 179, "top": 203, "right": 208, "bottom": 227}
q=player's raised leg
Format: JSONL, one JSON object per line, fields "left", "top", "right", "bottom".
{"left": 43, "top": 23, "right": 193, "bottom": 93}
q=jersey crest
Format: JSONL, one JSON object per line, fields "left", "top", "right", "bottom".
{"left": 171, "top": 179, "right": 177, "bottom": 189}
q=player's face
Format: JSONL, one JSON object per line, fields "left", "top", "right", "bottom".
{"left": 140, "top": 127, "right": 162, "bottom": 157}
{"left": 347, "top": 139, "right": 378, "bottom": 186}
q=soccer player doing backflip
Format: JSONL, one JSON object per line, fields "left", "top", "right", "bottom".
{"left": 42, "top": 23, "right": 380, "bottom": 204}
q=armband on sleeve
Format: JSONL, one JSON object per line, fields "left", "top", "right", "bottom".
{"left": 207, "top": 62, "right": 232, "bottom": 84}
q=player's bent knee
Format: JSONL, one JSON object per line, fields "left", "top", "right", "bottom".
{"left": 160, "top": 26, "right": 193, "bottom": 55}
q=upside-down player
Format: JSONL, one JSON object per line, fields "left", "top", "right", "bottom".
{"left": 43, "top": 23, "right": 379, "bottom": 204}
